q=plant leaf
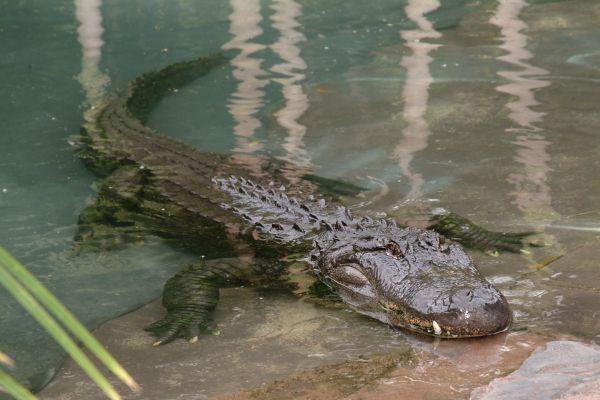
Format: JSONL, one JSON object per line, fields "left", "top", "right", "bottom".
{"left": 0, "top": 260, "right": 121, "bottom": 400}
{"left": 0, "top": 369, "right": 37, "bottom": 400}
{"left": 0, "top": 351, "right": 15, "bottom": 369}
{"left": 0, "top": 246, "right": 139, "bottom": 392}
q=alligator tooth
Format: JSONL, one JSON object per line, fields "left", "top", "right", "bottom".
{"left": 432, "top": 320, "right": 442, "bottom": 335}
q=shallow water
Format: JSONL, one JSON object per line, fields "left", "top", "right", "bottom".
{"left": 1, "top": 0, "right": 600, "bottom": 397}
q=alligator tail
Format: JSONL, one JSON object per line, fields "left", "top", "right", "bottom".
{"left": 126, "top": 52, "right": 232, "bottom": 123}
{"left": 78, "top": 52, "right": 232, "bottom": 176}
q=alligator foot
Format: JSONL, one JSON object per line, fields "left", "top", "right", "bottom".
{"left": 430, "top": 211, "right": 541, "bottom": 253}
{"left": 145, "top": 259, "right": 221, "bottom": 345}
{"left": 146, "top": 257, "right": 283, "bottom": 345}
{"left": 145, "top": 310, "right": 215, "bottom": 346}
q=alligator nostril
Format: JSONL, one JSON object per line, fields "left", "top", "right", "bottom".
{"left": 428, "top": 286, "right": 511, "bottom": 337}
{"left": 386, "top": 241, "right": 403, "bottom": 258}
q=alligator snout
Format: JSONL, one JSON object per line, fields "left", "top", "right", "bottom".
{"left": 429, "top": 286, "right": 512, "bottom": 337}
{"left": 311, "top": 217, "right": 514, "bottom": 339}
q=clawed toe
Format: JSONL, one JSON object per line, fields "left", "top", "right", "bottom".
{"left": 145, "top": 314, "right": 212, "bottom": 346}
{"left": 496, "top": 231, "right": 545, "bottom": 253}
{"left": 150, "top": 323, "right": 186, "bottom": 346}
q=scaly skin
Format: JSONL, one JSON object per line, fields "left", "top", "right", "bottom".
{"left": 77, "top": 53, "right": 529, "bottom": 345}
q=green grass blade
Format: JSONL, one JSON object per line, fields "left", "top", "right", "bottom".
{"left": 0, "top": 369, "right": 37, "bottom": 400}
{"left": 0, "top": 352, "right": 15, "bottom": 369}
{"left": 0, "top": 265, "right": 121, "bottom": 400}
{"left": 0, "top": 246, "right": 139, "bottom": 392}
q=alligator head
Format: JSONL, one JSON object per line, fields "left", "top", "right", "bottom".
{"left": 214, "top": 175, "right": 511, "bottom": 338}
{"left": 312, "top": 226, "right": 511, "bottom": 338}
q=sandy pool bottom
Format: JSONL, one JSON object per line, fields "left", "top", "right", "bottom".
{"left": 37, "top": 283, "right": 600, "bottom": 400}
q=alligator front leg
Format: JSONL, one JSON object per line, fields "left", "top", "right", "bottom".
{"left": 145, "top": 257, "right": 288, "bottom": 346}
{"left": 73, "top": 166, "right": 148, "bottom": 253}
{"left": 429, "top": 210, "right": 539, "bottom": 253}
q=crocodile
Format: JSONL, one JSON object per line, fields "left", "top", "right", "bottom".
{"left": 76, "top": 53, "right": 532, "bottom": 345}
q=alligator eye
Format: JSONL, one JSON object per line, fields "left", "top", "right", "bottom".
{"left": 386, "top": 241, "right": 403, "bottom": 258}
{"left": 378, "top": 300, "right": 404, "bottom": 315}
{"left": 339, "top": 266, "right": 370, "bottom": 287}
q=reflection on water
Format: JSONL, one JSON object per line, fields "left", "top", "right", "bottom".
{"left": 490, "top": 0, "right": 555, "bottom": 222}
{"left": 270, "top": 0, "right": 311, "bottom": 180}
{"left": 222, "top": 0, "right": 310, "bottom": 179}
{"left": 222, "top": 0, "right": 268, "bottom": 176}
{"left": 393, "top": 0, "right": 441, "bottom": 199}
{"left": 75, "top": 0, "right": 109, "bottom": 122}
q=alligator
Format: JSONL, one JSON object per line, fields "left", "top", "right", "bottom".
{"left": 76, "top": 53, "right": 532, "bottom": 345}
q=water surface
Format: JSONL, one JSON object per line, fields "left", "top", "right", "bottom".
{"left": 1, "top": 0, "right": 600, "bottom": 395}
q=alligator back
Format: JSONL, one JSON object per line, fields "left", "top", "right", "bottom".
{"left": 77, "top": 53, "right": 333, "bottom": 257}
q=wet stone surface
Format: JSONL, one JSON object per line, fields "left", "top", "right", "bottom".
{"left": 472, "top": 341, "right": 600, "bottom": 400}
{"left": 40, "top": 288, "right": 410, "bottom": 399}
{"left": 39, "top": 285, "right": 571, "bottom": 400}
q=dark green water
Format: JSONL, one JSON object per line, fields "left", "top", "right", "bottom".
{"left": 1, "top": 0, "right": 600, "bottom": 395}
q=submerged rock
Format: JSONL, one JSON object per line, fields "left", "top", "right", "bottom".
{"left": 217, "top": 331, "right": 554, "bottom": 400}
{"left": 471, "top": 341, "right": 600, "bottom": 400}
{"left": 39, "top": 288, "right": 411, "bottom": 399}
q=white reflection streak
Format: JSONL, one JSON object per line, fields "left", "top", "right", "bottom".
{"left": 222, "top": 0, "right": 268, "bottom": 175}
{"left": 394, "top": 0, "right": 441, "bottom": 199}
{"left": 491, "top": 0, "right": 553, "bottom": 216}
{"left": 270, "top": 0, "right": 311, "bottom": 171}
{"left": 75, "top": 0, "right": 109, "bottom": 122}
